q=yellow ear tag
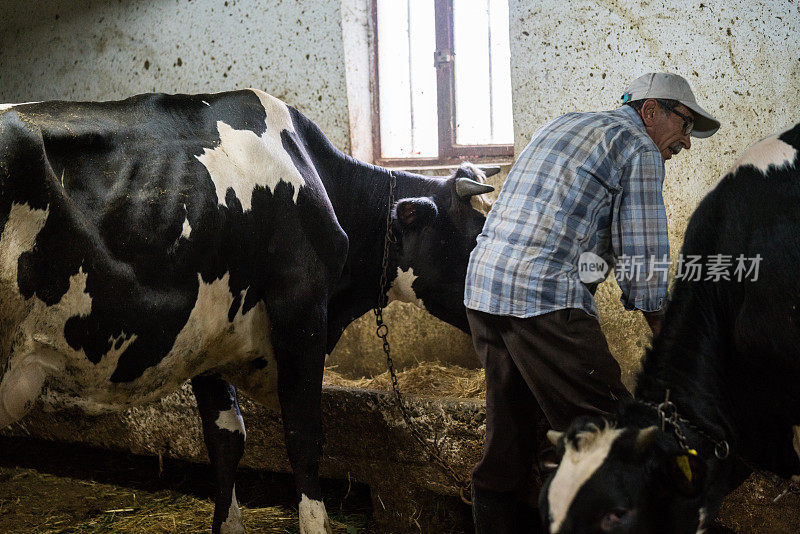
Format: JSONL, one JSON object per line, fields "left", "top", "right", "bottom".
{"left": 676, "top": 455, "right": 693, "bottom": 481}
{"left": 688, "top": 449, "right": 698, "bottom": 456}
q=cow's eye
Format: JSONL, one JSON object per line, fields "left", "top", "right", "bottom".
{"left": 599, "top": 508, "right": 630, "bottom": 531}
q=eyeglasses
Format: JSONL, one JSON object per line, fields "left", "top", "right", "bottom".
{"left": 660, "top": 104, "right": 694, "bottom": 136}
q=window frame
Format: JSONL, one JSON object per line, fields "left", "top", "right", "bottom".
{"left": 370, "top": 0, "right": 514, "bottom": 167}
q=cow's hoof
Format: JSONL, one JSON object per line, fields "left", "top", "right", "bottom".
{"left": 219, "top": 496, "right": 245, "bottom": 534}
{"left": 299, "top": 494, "right": 331, "bottom": 534}
{"left": 219, "top": 518, "right": 245, "bottom": 534}
{"left": 220, "top": 524, "right": 245, "bottom": 534}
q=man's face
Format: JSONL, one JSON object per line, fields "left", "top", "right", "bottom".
{"left": 640, "top": 100, "right": 693, "bottom": 162}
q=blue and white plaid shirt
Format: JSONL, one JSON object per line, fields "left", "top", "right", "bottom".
{"left": 465, "top": 105, "right": 669, "bottom": 318}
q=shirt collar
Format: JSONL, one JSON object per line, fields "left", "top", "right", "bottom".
{"left": 616, "top": 105, "right": 647, "bottom": 132}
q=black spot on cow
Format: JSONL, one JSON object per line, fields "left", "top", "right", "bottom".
{"left": 228, "top": 293, "right": 242, "bottom": 322}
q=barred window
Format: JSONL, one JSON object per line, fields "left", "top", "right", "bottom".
{"left": 373, "top": 0, "right": 513, "bottom": 166}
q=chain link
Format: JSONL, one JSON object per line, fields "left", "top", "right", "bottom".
{"left": 644, "top": 391, "right": 729, "bottom": 458}
{"left": 372, "top": 171, "right": 472, "bottom": 504}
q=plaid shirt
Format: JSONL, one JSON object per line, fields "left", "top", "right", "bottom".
{"left": 465, "top": 105, "right": 669, "bottom": 318}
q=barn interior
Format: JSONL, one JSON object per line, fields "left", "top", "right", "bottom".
{"left": 1, "top": 0, "right": 799, "bottom": 532}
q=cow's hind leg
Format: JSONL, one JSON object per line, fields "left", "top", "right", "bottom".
{"left": 272, "top": 307, "right": 332, "bottom": 534}
{"left": 0, "top": 352, "right": 53, "bottom": 429}
{"left": 192, "top": 374, "right": 247, "bottom": 534}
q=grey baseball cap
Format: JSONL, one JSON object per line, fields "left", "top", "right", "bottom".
{"left": 621, "top": 73, "right": 720, "bottom": 138}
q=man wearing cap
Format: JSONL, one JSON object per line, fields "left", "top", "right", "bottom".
{"left": 464, "top": 73, "right": 719, "bottom": 532}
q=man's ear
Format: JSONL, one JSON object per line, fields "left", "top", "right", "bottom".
{"left": 659, "top": 451, "right": 706, "bottom": 497}
{"left": 640, "top": 99, "right": 661, "bottom": 128}
{"left": 393, "top": 197, "right": 438, "bottom": 230}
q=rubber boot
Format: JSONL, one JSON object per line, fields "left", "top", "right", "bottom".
{"left": 472, "top": 486, "right": 517, "bottom": 534}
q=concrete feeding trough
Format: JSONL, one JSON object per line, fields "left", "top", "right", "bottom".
{"left": 2, "top": 380, "right": 486, "bottom": 533}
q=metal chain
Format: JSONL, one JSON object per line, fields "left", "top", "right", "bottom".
{"left": 644, "top": 391, "right": 730, "bottom": 459}
{"left": 644, "top": 392, "right": 800, "bottom": 503}
{"left": 372, "top": 171, "right": 473, "bottom": 505}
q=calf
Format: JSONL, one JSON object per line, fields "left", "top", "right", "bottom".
{"left": 541, "top": 123, "right": 800, "bottom": 533}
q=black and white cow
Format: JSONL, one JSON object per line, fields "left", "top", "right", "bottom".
{"left": 540, "top": 123, "right": 800, "bottom": 534}
{"left": 0, "top": 90, "right": 496, "bottom": 534}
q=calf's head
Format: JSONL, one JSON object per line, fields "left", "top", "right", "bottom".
{"left": 389, "top": 162, "right": 497, "bottom": 332}
{"left": 541, "top": 416, "right": 708, "bottom": 534}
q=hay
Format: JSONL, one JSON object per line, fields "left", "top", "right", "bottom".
{"left": 0, "top": 466, "right": 370, "bottom": 533}
{"left": 324, "top": 362, "right": 486, "bottom": 399}
{"left": 0, "top": 362, "right": 487, "bottom": 533}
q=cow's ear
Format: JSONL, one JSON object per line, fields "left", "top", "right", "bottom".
{"left": 393, "top": 197, "right": 438, "bottom": 229}
{"left": 634, "top": 426, "right": 660, "bottom": 455}
{"left": 659, "top": 451, "right": 706, "bottom": 497}
{"left": 547, "top": 430, "right": 564, "bottom": 447}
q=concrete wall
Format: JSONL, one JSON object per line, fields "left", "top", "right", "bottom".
{"left": 509, "top": 0, "right": 800, "bottom": 387}
{"left": 0, "top": 0, "right": 350, "bottom": 152}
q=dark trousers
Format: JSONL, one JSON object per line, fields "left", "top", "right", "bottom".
{"left": 468, "top": 308, "right": 631, "bottom": 493}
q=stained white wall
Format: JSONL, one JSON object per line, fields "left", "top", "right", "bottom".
{"left": 341, "top": 0, "right": 375, "bottom": 162}
{"left": 0, "top": 0, "right": 351, "bottom": 152}
{"left": 509, "top": 0, "right": 800, "bottom": 385}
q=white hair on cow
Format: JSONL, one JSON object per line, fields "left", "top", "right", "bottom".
{"left": 547, "top": 420, "right": 624, "bottom": 533}
{"left": 220, "top": 486, "right": 244, "bottom": 534}
{"left": 569, "top": 420, "right": 620, "bottom": 451}
{"left": 729, "top": 133, "right": 797, "bottom": 175}
{"left": 695, "top": 507, "right": 708, "bottom": 534}
{"left": 196, "top": 89, "right": 306, "bottom": 209}
{"left": 387, "top": 267, "right": 425, "bottom": 309}
{"left": 298, "top": 494, "right": 331, "bottom": 534}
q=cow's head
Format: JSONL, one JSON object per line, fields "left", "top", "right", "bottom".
{"left": 540, "top": 416, "right": 708, "bottom": 534}
{"left": 388, "top": 162, "right": 498, "bottom": 332}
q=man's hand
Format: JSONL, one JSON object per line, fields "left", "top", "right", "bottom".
{"left": 643, "top": 311, "right": 664, "bottom": 338}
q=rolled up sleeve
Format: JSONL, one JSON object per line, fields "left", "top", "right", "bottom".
{"left": 611, "top": 149, "right": 670, "bottom": 312}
